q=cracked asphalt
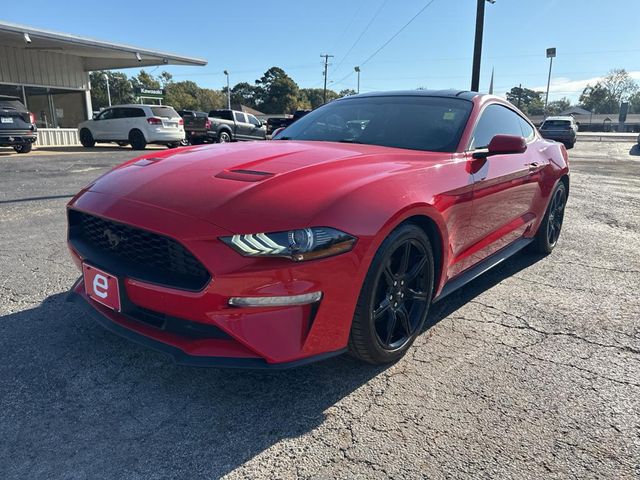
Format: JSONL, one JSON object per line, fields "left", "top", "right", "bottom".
{"left": 1, "top": 141, "right": 639, "bottom": 479}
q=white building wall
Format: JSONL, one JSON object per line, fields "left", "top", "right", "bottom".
{"left": 0, "top": 45, "right": 88, "bottom": 89}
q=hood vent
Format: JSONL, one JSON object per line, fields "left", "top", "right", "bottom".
{"left": 215, "top": 169, "right": 274, "bottom": 182}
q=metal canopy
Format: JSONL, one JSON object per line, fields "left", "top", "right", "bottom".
{"left": 0, "top": 21, "right": 207, "bottom": 70}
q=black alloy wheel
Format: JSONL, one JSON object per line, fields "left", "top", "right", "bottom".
{"left": 532, "top": 181, "right": 567, "bottom": 254}
{"left": 349, "top": 224, "right": 434, "bottom": 364}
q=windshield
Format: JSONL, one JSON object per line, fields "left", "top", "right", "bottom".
{"left": 542, "top": 120, "right": 571, "bottom": 129}
{"left": 275, "top": 95, "right": 472, "bottom": 152}
{"left": 151, "top": 106, "right": 179, "bottom": 118}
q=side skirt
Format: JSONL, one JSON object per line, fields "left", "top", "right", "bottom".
{"left": 433, "top": 237, "right": 533, "bottom": 303}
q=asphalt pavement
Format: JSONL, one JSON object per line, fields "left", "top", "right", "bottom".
{"left": 0, "top": 141, "right": 638, "bottom": 479}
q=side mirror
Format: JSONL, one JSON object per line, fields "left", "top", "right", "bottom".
{"left": 473, "top": 134, "right": 527, "bottom": 159}
{"left": 92, "top": 114, "right": 98, "bottom": 120}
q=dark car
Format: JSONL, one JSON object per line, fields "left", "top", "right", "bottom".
{"left": 539, "top": 116, "right": 577, "bottom": 149}
{"left": 0, "top": 95, "right": 37, "bottom": 153}
{"left": 183, "top": 109, "right": 266, "bottom": 144}
{"left": 266, "top": 109, "right": 312, "bottom": 135}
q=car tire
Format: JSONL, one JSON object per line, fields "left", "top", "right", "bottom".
{"left": 79, "top": 129, "right": 95, "bottom": 148}
{"left": 218, "top": 131, "right": 231, "bottom": 143}
{"left": 531, "top": 181, "right": 567, "bottom": 254}
{"left": 129, "top": 130, "right": 147, "bottom": 150}
{"left": 13, "top": 143, "right": 32, "bottom": 154}
{"left": 349, "top": 223, "right": 434, "bottom": 365}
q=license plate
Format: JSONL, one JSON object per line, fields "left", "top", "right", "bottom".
{"left": 83, "top": 264, "right": 121, "bottom": 311}
{"left": 1, "top": 117, "right": 13, "bottom": 123}
{"left": 163, "top": 121, "right": 177, "bottom": 128}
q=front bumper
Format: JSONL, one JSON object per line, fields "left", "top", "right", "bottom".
{"left": 66, "top": 190, "right": 365, "bottom": 367}
{"left": 66, "top": 280, "right": 345, "bottom": 368}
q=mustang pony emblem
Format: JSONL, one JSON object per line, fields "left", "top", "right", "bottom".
{"left": 103, "top": 229, "right": 124, "bottom": 248}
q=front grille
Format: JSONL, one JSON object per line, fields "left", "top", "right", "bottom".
{"left": 68, "top": 209, "right": 211, "bottom": 291}
{"left": 124, "top": 306, "right": 230, "bottom": 340}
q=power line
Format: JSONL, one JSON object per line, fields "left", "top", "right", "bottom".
{"left": 332, "top": 0, "right": 439, "bottom": 86}
{"left": 331, "top": 0, "right": 389, "bottom": 78}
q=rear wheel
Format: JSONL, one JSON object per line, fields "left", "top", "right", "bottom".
{"left": 349, "top": 224, "right": 434, "bottom": 365}
{"left": 14, "top": 143, "right": 32, "bottom": 154}
{"left": 79, "top": 128, "right": 95, "bottom": 148}
{"left": 218, "top": 131, "right": 231, "bottom": 143}
{"left": 129, "top": 130, "right": 146, "bottom": 150}
{"left": 531, "top": 182, "right": 567, "bottom": 254}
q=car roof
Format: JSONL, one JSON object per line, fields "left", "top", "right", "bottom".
{"left": 105, "top": 104, "right": 176, "bottom": 108}
{"left": 346, "top": 89, "right": 481, "bottom": 101}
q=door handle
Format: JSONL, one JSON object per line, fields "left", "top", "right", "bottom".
{"left": 527, "top": 162, "right": 542, "bottom": 172}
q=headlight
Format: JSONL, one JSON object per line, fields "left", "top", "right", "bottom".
{"left": 221, "top": 227, "right": 356, "bottom": 261}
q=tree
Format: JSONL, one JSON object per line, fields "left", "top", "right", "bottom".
{"left": 628, "top": 91, "right": 640, "bottom": 114}
{"left": 89, "top": 71, "right": 134, "bottom": 110}
{"left": 339, "top": 89, "right": 357, "bottom": 97}
{"left": 230, "top": 82, "right": 259, "bottom": 109}
{"left": 545, "top": 97, "right": 571, "bottom": 116}
{"left": 506, "top": 86, "right": 544, "bottom": 115}
{"left": 255, "top": 67, "right": 299, "bottom": 113}
{"left": 579, "top": 83, "right": 619, "bottom": 114}
{"left": 601, "top": 69, "right": 638, "bottom": 103}
{"left": 131, "top": 70, "right": 161, "bottom": 90}
{"left": 298, "top": 88, "right": 339, "bottom": 109}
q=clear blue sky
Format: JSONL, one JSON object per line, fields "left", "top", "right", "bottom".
{"left": 3, "top": 0, "right": 639, "bottom": 102}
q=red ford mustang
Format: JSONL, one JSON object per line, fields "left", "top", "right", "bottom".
{"left": 66, "top": 90, "right": 569, "bottom": 368}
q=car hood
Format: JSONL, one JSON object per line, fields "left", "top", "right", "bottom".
{"left": 85, "top": 141, "right": 450, "bottom": 232}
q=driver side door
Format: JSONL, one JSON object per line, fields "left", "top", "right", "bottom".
{"left": 464, "top": 104, "right": 544, "bottom": 268}
{"left": 91, "top": 108, "right": 117, "bottom": 140}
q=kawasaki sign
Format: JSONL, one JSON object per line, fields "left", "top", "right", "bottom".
{"left": 134, "top": 87, "right": 165, "bottom": 99}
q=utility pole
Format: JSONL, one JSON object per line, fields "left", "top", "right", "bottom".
{"left": 544, "top": 47, "right": 556, "bottom": 114}
{"left": 517, "top": 83, "right": 522, "bottom": 109}
{"left": 354, "top": 66, "right": 361, "bottom": 94}
{"left": 103, "top": 73, "right": 111, "bottom": 107}
{"left": 321, "top": 54, "right": 334, "bottom": 104}
{"left": 471, "top": 0, "right": 495, "bottom": 92}
{"left": 223, "top": 70, "right": 230, "bottom": 110}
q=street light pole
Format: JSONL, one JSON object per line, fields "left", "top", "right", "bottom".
{"left": 223, "top": 70, "right": 230, "bottom": 110}
{"left": 103, "top": 73, "right": 111, "bottom": 107}
{"left": 354, "top": 66, "right": 361, "bottom": 94}
{"left": 471, "top": 0, "right": 495, "bottom": 92}
{"left": 544, "top": 47, "right": 556, "bottom": 114}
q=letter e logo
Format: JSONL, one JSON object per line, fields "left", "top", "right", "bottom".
{"left": 93, "top": 274, "right": 109, "bottom": 299}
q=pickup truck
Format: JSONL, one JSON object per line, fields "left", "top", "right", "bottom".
{"left": 266, "top": 109, "right": 311, "bottom": 135}
{"left": 182, "top": 109, "right": 267, "bottom": 144}
{"left": 0, "top": 95, "right": 37, "bottom": 153}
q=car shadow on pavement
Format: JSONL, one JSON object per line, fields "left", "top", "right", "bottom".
{"left": 0, "top": 250, "right": 544, "bottom": 478}
{"left": 629, "top": 144, "right": 640, "bottom": 156}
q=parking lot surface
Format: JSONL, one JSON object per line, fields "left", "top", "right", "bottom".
{"left": 1, "top": 142, "right": 639, "bottom": 479}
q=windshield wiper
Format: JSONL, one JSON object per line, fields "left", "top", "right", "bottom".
{"left": 338, "top": 139, "right": 362, "bottom": 144}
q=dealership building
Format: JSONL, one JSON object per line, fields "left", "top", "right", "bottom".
{"left": 0, "top": 21, "right": 206, "bottom": 145}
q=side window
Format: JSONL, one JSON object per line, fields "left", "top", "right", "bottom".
{"left": 518, "top": 116, "right": 535, "bottom": 141}
{"left": 234, "top": 112, "right": 247, "bottom": 123}
{"left": 129, "top": 108, "right": 146, "bottom": 118}
{"left": 111, "top": 108, "right": 126, "bottom": 119}
{"left": 97, "top": 108, "right": 114, "bottom": 120}
{"left": 470, "top": 104, "right": 524, "bottom": 150}
{"left": 247, "top": 115, "right": 261, "bottom": 126}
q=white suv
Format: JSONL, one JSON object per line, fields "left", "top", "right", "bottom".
{"left": 78, "top": 105, "right": 185, "bottom": 150}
